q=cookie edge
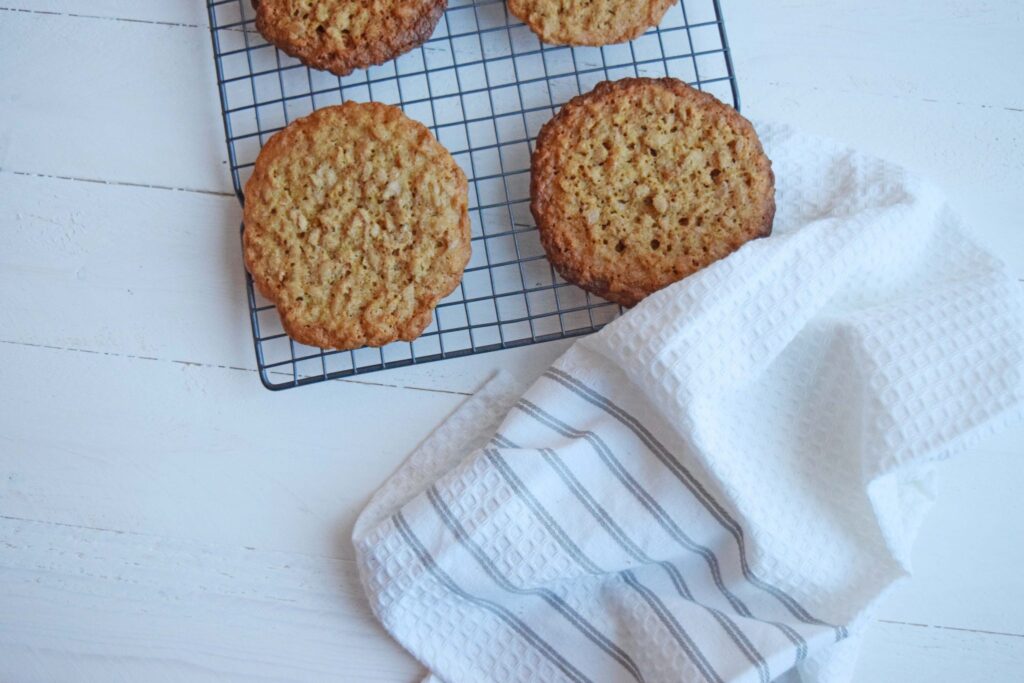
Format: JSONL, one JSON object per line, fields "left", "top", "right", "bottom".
{"left": 530, "top": 77, "right": 775, "bottom": 307}
{"left": 252, "top": 0, "right": 446, "bottom": 77}
{"left": 507, "top": 0, "right": 677, "bottom": 46}
{"left": 242, "top": 102, "right": 471, "bottom": 350}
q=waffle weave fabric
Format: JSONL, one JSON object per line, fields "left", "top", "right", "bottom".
{"left": 353, "top": 125, "right": 1024, "bottom": 683}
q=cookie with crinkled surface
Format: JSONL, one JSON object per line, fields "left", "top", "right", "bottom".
{"left": 243, "top": 102, "right": 470, "bottom": 349}
{"left": 531, "top": 77, "right": 774, "bottom": 307}
{"left": 252, "top": 0, "right": 445, "bottom": 76}
{"left": 508, "top": 0, "right": 675, "bottom": 45}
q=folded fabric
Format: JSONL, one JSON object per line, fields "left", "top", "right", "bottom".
{"left": 353, "top": 124, "right": 1024, "bottom": 683}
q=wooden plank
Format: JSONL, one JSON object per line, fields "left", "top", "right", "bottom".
{"left": 0, "top": 516, "right": 423, "bottom": 682}
{"left": 737, "top": 84, "right": 1024, "bottom": 277}
{"left": 0, "top": 171, "right": 569, "bottom": 394}
{"left": 0, "top": 342, "right": 466, "bottom": 557}
{"left": 856, "top": 619, "right": 1024, "bottom": 681}
{"left": 0, "top": 172, "right": 246, "bottom": 366}
{"left": 877, "top": 432, "right": 1024, "bottom": 635}
{"left": 730, "top": 1, "right": 1024, "bottom": 276}
{"left": 731, "top": 0, "right": 1024, "bottom": 111}
{"left": 0, "top": 2, "right": 207, "bottom": 26}
{"left": 0, "top": 9, "right": 233, "bottom": 195}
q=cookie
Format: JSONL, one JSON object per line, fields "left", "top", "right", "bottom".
{"left": 252, "top": 0, "right": 445, "bottom": 77}
{"left": 243, "top": 102, "right": 470, "bottom": 349}
{"left": 508, "top": 0, "right": 675, "bottom": 45}
{"left": 531, "top": 78, "right": 774, "bottom": 306}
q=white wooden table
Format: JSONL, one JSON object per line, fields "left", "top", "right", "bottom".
{"left": 1, "top": 1, "right": 1022, "bottom": 680}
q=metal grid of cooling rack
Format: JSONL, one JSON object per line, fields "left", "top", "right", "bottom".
{"left": 207, "top": 0, "right": 739, "bottom": 390}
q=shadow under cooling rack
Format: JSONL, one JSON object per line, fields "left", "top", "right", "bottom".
{"left": 207, "top": 0, "right": 739, "bottom": 389}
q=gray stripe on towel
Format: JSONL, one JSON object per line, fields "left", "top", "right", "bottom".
{"left": 499, "top": 422, "right": 768, "bottom": 683}
{"left": 425, "top": 485, "right": 646, "bottom": 683}
{"left": 392, "top": 511, "right": 593, "bottom": 683}
{"left": 517, "top": 397, "right": 802, "bottom": 668}
{"left": 483, "top": 444, "right": 722, "bottom": 683}
{"left": 544, "top": 367, "right": 847, "bottom": 642}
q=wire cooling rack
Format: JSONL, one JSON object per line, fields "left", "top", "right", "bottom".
{"left": 207, "top": 0, "right": 739, "bottom": 390}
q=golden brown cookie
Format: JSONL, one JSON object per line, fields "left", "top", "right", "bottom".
{"left": 508, "top": 0, "right": 675, "bottom": 45}
{"left": 243, "top": 102, "right": 470, "bottom": 349}
{"left": 252, "top": 0, "right": 445, "bottom": 77}
{"left": 531, "top": 78, "right": 774, "bottom": 307}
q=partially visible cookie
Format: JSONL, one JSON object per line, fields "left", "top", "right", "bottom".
{"left": 508, "top": 0, "right": 675, "bottom": 45}
{"left": 252, "top": 0, "right": 445, "bottom": 77}
{"left": 531, "top": 77, "right": 774, "bottom": 307}
{"left": 243, "top": 102, "right": 470, "bottom": 349}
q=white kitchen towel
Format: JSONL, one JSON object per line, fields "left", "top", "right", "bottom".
{"left": 352, "top": 124, "right": 1024, "bottom": 683}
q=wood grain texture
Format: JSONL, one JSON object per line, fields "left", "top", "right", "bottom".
{"left": 730, "top": 0, "right": 1024, "bottom": 277}
{"left": 876, "top": 431, "right": 1024, "bottom": 635}
{"left": 0, "top": 2, "right": 208, "bottom": 26}
{"left": 0, "top": 342, "right": 466, "bottom": 556}
{"left": 0, "top": 8, "right": 232, "bottom": 194}
{"left": 0, "top": 0, "right": 1022, "bottom": 681}
{"left": 0, "top": 516, "right": 424, "bottom": 682}
{"left": 858, "top": 619, "right": 1024, "bottom": 681}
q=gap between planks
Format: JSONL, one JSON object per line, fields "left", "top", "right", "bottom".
{"left": 0, "top": 513, "right": 347, "bottom": 562}
{"left": 877, "top": 619, "right": 1024, "bottom": 641}
{"left": 0, "top": 5, "right": 212, "bottom": 31}
{"left": 7, "top": 170, "right": 236, "bottom": 199}
{"left": 761, "top": 81, "right": 1024, "bottom": 116}
{"left": 0, "top": 339, "right": 473, "bottom": 398}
